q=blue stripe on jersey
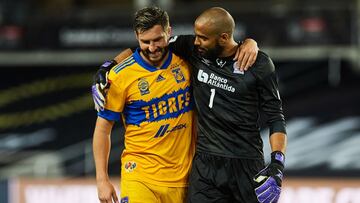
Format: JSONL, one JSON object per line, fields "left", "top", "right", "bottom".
{"left": 133, "top": 48, "right": 172, "bottom": 72}
{"left": 123, "top": 86, "right": 193, "bottom": 126}
{"left": 98, "top": 109, "right": 121, "bottom": 121}
{"left": 114, "top": 57, "right": 135, "bottom": 74}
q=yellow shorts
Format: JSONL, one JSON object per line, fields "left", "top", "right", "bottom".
{"left": 120, "top": 179, "right": 187, "bottom": 203}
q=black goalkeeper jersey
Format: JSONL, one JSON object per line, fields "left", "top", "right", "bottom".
{"left": 169, "top": 35, "right": 286, "bottom": 159}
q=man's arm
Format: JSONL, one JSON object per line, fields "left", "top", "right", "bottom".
{"left": 93, "top": 117, "right": 119, "bottom": 203}
{"left": 92, "top": 37, "right": 258, "bottom": 112}
{"left": 169, "top": 35, "right": 259, "bottom": 71}
{"left": 253, "top": 52, "right": 286, "bottom": 203}
{"left": 270, "top": 132, "right": 287, "bottom": 153}
{"left": 114, "top": 48, "right": 133, "bottom": 63}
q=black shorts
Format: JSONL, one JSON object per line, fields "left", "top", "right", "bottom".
{"left": 188, "top": 152, "right": 265, "bottom": 203}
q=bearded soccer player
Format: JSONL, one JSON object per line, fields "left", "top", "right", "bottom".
{"left": 92, "top": 7, "right": 195, "bottom": 203}
{"left": 177, "top": 8, "right": 287, "bottom": 203}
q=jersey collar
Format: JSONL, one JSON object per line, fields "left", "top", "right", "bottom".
{"left": 133, "top": 48, "right": 173, "bottom": 72}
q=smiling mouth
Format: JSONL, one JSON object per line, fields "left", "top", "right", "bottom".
{"left": 149, "top": 52, "right": 161, "bottom": 57}
{"left": 197, "top": 47, "right": 206, "bottom": 52}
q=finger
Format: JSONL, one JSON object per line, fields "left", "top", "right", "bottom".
{"left": 100, "top": 71, "right": 110, "bottom": 89}
{"left": 237, "top": 48, "right": 246, "bottom": 68}
{"left": 257, "top": 191, "right": 271, "bottom": 203}
{"left": 255, "top": 177, "right": 272, "bottom": 194}
{"left": 105, "top": 71, "right": 109, "bottom": 86}
{"left": 94, "top": 96, "right": 104, "bottom": 111}
{"left": 240, "top": 52, "right": 250, "bottom": 71}
{"left": 272, "top": 194, "right": 280, "bottom": 203}
{"left": 267, "top": 193, "right": 277, "bottom": 203}
{"left": 99, "top": 197, "right": 110, "bottom": 203}
{"left": 96, "top": 84, "right": 106, "bottom": 102}
{"left": 245, "top": 51, "right": 258, "bottom": 71}
{"left": 93, "top": 98, "right": 100, "bottom": 112}
{"left": 244, "top": 52, "right": 255, "bottom": 71}
{"left": 94, "top": 90, "right": 104, "bottom": 107}
{"left": 112, "top": 191, "right": 119, "bottom": 203}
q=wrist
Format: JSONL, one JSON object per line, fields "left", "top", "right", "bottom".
{"left": 96, "top": 174, "right": 110, "bottom": 182}
{"left": 100, "top": 60, "right": 118, "bottom": 71}
{"left": 271, "top": 151, "right": 285, "bottom": 166}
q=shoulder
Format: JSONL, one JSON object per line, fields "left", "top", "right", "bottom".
{"left": 250, "top": 51, "right": 275, "bottom": 79}
{"left": 108, "top": 55, "right": 136, "bottom": 83}
{"left": 169, "top": 35, "right": 195, "bottom": 44}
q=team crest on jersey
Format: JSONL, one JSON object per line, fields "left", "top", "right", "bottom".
{"left": 216, "top": 58, "right": 226, "bottom": 68}
{"left": 124, "top": 161, "right": 137, "bottom": 172}
{"left": 121, "top": 196, "right": 129, "bottom": 203}
{"left": 138, "top": 78, "right": 150, "bottom": 95}
{"left": 171, "top": 67, "right": 185, "bottom": 83}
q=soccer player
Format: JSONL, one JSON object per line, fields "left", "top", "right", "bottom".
{"left": 180, "top": 8, "right": 287, "bottom": 203}
{"left": 92, "top": 7, "right": 195, "bottom": 203}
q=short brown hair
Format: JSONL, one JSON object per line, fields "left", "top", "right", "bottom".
{"left": 133, "top": 7, "right": 169, "bottom": 34}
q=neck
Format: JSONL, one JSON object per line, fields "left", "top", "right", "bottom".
{"left": 218, "top": 39, "right": 238, "bottom": 58}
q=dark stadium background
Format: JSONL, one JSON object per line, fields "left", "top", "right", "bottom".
{"left": 0, "top": 0, "right": 359, "bottom": 202}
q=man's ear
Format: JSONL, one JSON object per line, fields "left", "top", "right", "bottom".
{"left": 218, "top": 33, "right": 229, "bottom": 45}
{"left": 167, "top": 26, "right": 172, "bottom": 37}
{"left": 134, "top": 31, "right": 139, "bottom": 40}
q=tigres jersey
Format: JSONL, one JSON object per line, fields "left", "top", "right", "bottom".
{"left": 98, "top": 48, "right": 195, "bottom": 187}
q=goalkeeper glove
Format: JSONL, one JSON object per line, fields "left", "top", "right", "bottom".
{"left": 92, "top": 60, "right": 117, "bottom": 112}
{"left": 254, "top": 151, "right": 285, "bottom": 203}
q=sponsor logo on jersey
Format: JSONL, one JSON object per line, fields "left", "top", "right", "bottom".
{"left": 171, "top": 67, "right": 185, "bottom": 83}
{"left": 138, "top": 78, "right": 150, "bottom": 95}
{"left": 156, "top": 74, "right": 166, "bottom": 82}
{"left": 124, "top": 161, "right": 137, "bottom": 172}
{"left": 154, "top": 123, "right": 187, "bottom": 138}
{"left": 233, "top": 62, "right": 244, "bottom": 74}
{"left": 123, "top": 87, "right": 192, "bottom": 126}
{"left": 201, "top": 58, "right": 212, "bottom": 66}
{"left": 197, "top": 69, "right": 235, "bottom": 92}
{"left": 216, "top": 58, "right": 226, "bottom": 68}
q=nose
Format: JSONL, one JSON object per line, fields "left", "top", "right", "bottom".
{"left": 194, "top": 37, "right": 200, "bottom": 46}
{"left": 149, "top": 42, "right": 157, "bottom": 52}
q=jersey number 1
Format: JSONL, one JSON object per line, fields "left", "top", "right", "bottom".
{"left": 209, "top": 89, "right": 216, "bottom": 108}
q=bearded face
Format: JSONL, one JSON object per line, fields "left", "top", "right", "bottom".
{"left": 136, "top": 25, "right": 171, "bottom": 66}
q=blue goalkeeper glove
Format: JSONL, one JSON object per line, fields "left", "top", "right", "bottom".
{"left": 92, "top": 60, "right": 117, "bottom": 112}
{"left": 254, "top": 151, "right": 285, "bottom": 203}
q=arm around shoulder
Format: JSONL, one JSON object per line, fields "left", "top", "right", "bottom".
{"left": 114, "top": 48, "right": 134, "bottom": 63}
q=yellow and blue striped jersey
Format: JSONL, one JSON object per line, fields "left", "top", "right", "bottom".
{"left": 98, "top": 48, "right": 195, "bottom": 187}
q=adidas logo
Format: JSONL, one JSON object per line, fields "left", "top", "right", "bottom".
{"left": 156, "top": 74, "right": 165, "bottom": 82}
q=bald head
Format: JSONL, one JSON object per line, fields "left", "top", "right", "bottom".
{"left": 195, "top": 7, "right": 235, "bottom": 36}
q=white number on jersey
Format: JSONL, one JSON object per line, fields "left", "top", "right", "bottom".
{"left": 209, "top": 89, "right": 216, "bottom": 108}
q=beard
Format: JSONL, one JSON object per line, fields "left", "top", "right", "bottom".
{"left": 141, "top": 46, "right": 169, "bottom": 66}
{"left": 196, "top": 42, "right": 223, "bottom": 59}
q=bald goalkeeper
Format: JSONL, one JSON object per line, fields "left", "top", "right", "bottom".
{"left": 182, "top": 7, "right": 288, "bottom": 203}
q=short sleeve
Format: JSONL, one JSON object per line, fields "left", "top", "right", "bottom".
{"left": 97, "top": 68, "right": 126, "bottom": 121}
